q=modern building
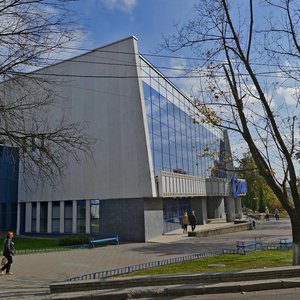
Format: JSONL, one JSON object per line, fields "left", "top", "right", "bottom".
{"left": 2, "top": 36, "right": 246, "bottom": 241}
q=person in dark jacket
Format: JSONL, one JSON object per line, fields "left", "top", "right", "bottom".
{"left": 188, "top": 211, "right": 197, "bottom": 231}
{"left": 1, "top": 231, "right": 14, "bottom": 275}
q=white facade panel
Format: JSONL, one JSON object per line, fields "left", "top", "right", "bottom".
{"left": 158, "top": 171, "right": 231, "bottom": 198}
{"left": 18, "top": 37, "right": 155, "bottom": 202}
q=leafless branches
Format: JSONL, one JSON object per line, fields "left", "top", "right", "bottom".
{"left": 0, "top": 0, "right": 92, "bottom": 185}
{"left": 163, "top": 0, "right": 300, "bottom": 225}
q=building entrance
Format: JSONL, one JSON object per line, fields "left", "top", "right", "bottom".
{"left": 163, "top": 198, "right": 190, "bottom": 233}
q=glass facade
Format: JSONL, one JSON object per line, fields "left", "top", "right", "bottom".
{"left": 64, "top": 201, "right": 73, "bottom": 233}
{"left": 0, "top": 146, "right": 19, "bottom": 232}
{"left": 22, "top": 199, "right": 102, "bottom": 234}
{"left": 140, "top": 58, "right": 225, "bottom": 233}
{"left": 52, "top": 201, "right": 60, "bottom": 233}
{"left": 77, "top": 200, "right": 86, "bottom": 233}
{"left": 90, "top": 199, "right": 100, "bottom": 234}
{"left": 40, "top": 202, "right": 48, "bottom": 232}
{"left": 31, "top": 202, "right": 37, "bottom": 232}
{"left": 141, "top": 59, "right": 223, "bottom": 178}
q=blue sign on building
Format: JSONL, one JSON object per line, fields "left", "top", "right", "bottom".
{"left": 0, "top": 146, "right": 19, "bottom": 232}
{"left": 231, "top": 176, "right": 247, "bottom": 198}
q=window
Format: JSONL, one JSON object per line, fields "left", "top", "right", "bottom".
{"left": 31, "top": 203, "right": 37, "bottom": 233}
{"left": 90, "top": 199, "right": 101, "bottom": 233}
{"left": 64, "top": 201, "right": 73, "bottom": 233}
{"left": 77, "top": 200, "right": 86, "bottom": 233}
{"left": 52, "top": 201, "right": 60, "bottom": 233}
{"left": 40, "top": 202, "right": 48, "bottom": 233}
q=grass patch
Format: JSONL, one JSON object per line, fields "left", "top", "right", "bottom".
{"left": 58, "top": 235, "right": 90, "bottom": 246}
{"left": 0, "top": 236, "right": 111, "bottom": 250}
{"left": 0, "top": 236, "right": 60, "bottom": 249}
{"left": 124, "top": 250, "right": 293, "bottom": 276}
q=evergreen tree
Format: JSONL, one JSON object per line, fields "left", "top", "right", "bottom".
{"left": 258, "top": 188, "right": 265, "bottom": 213}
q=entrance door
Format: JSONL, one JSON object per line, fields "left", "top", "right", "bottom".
{"left": 163, "top": 198, "right": 190, "bottom": 233}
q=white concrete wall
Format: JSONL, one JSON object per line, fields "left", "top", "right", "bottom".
{"left": 143, "top": 198, "right": 164, "bottom": 241}
{"left": 18, "top": 37, "right": 155, "bottom": 202}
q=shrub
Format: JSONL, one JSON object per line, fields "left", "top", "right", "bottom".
{"left": 58, "top": 235, "right": 90, "bottom": 246}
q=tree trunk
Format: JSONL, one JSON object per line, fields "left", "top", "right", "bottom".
{"left": 293, "top": 243, "right": 300, "bottom": 265}
{"left": 290, "top": 215, "right": 300, "bottom": 265}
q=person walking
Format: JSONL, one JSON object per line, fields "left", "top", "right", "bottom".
{"left": 181, "top": 212, "right": 189, "bottom": 233}
{"left": 251, "top": 218, "right": 256, "bottom": 229}
{"left": 1, "top": 231, "right": 15, "bottom": 275}
{"left": 188, "top": 210, "right": 197, "bottom": 232}
{"left": 274, "top": 207, "right": 280, "bottom": 221}
{"left": 265, "top": 206, "right": 270, "bottom": 221}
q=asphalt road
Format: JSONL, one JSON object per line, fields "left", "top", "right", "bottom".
{"left": 139, "top": 287, "right": 300, "bottom": 299}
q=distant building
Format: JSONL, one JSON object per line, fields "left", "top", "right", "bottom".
{"left": 2, "top": 37, "right": 246, "bottom": 241}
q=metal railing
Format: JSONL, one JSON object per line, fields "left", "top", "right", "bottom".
{"left": 66, "top": 249, "right": 222, "bottom": 281}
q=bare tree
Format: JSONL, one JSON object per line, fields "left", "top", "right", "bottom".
{"left": 163, "top": 0, "right": 300, "bottom": 264}
{"left": 0, "top": 0, "right": 92, "bottom": 184}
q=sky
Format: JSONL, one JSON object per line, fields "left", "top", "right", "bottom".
{"left": 67, "top": 0, "right": 201, "bottom": 92}
{"left": 60, "top": 0, "right": 251, "bottom": 162}
{"left": 70, "top": 0, "right": 197, "bottom": 55}
{"left": 62, "top": 0, "right": 300, "bottom": 174}
{"left": 66, "top": 0, "right": 250, "bottom": 159}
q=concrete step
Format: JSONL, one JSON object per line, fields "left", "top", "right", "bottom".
{"left": 0, "top": 287, "right": 49, "bottom": 300}
{"left": 189, "top": 222, "right": 252, "bottom": 237}
{"left": 50, "top": 277, "right": 300, "bottom": 299}
{"left": 50, "top": 266, "right": 300, "bottom": 294}
{"left": 207, "top": 218, "right": 227, "bottom": 223}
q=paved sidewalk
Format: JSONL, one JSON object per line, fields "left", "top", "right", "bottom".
{"left": 0, "top": 218, "right": 292, "bottom": 299}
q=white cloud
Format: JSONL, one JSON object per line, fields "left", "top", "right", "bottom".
{"left": 277, "top": 86, "right": 298, "bottom": 106}
{"left": 100, "top": 0, "right": 138, "bottom": 13}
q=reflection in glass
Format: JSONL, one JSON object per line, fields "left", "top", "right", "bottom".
{"left": 40, "top": 202, "right": 48, "bottom": 233}
{"left": 91, "top": 200, "right": 101, "bottom": 233}
{"left": 64, "top": 201, "right": 73, "bottom": 233}
{"left": 52, "top": 201, "right": 60, "bottom": 233}
{"left": 32, "top": 203, "right": 37, "bottom": 233}
{"left": 77, "top": 200, "right": 86, "bottom": 233}
{"left": 142, "top": 79, "right": 221, "bottom": 177}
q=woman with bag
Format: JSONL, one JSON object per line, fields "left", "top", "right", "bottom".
{"left": 1, "top": 231, "right": 15, "bottom": 275}
{"left": 181, "top": 212, "right": 189, "bottom": 234}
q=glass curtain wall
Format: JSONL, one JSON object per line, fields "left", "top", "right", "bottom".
{"left": 52, "top": 201, "right": 60, "bottom": 233}
{"left": 40, "top": 202, "right": 48, "bottom": 233}
{"left": 77, "top": 200, "right": 86, "bottom": 233}
{"left": 31, "top": 202, "right": 37, "bottom": 232}
{"left": 141, "top": 58, "right": 222, "bottom": 178}
{"left": 90, "top": 200, "right": 100, "bottom": 234}
{"left": 64, "top": 201, "right": 73, "bottom": 233}
{"left": 0, "top": 146, "right": 19, "bottom": 232}
{"left": 163, "top": 198, "right": 190, "bottom": 222}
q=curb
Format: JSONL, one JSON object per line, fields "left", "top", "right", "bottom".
{"left": 188, "top": 222, "right": 252, "bottom": 238}
{"left": 50, "top": 266, "right": 300, "bottom": 294}
{"left": 50, "top": 278, "right": 300, "bottom": 299}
